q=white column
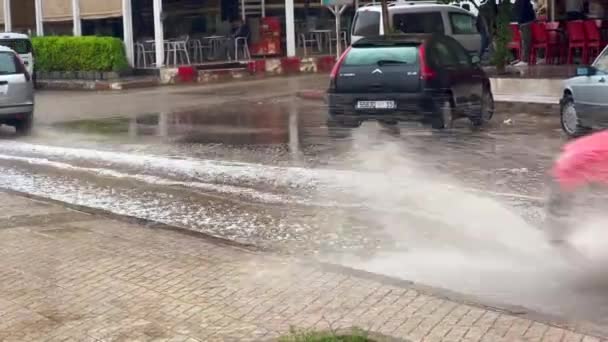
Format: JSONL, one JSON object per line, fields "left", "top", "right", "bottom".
{"left": 285, "top": 0, "right": 295, "bottom": 57}
{"left": 72, "top": 0, "right": 81, "bottom": 36}
{"left": 34, "top": 0, "right": 43, "bottom": 36}
{"left": 3, "top": 0, "right": 11, "bottom": 32}
{"left": 153, "top": 0, "right": 164, "bottom": 67}
{"left": 122, "top": 0, "right": 134, "bottom": 67}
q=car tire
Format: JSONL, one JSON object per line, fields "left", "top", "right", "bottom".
{"left": 15, "top": 114, "right": 33, "bottom": 136}
{"left": 560, "top": 95, "right": 591, "bottom": 138}
{"left": 432, "top": 99, "right": 454, "bottom": 130}
{"left": 471, "top": 87, "right": 494, "bottom": 127}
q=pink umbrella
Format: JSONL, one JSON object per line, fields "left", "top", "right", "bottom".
{"left": 553, "top": 130, "right": 608, "bottom": 191}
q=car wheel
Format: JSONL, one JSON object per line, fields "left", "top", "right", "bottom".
{"left": 432, "top": 99, "right": 453, "bottom": 130}
{"left": 471, "top": 88, "right": 494, "bottom": 127}
{"left": 14, "top": 114, "right": 33, "bottom": 136}
{"left": 560, "top": 95, "right": 591, "bottom": 138}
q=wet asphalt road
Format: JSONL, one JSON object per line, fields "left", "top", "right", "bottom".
{"left": 4, "top": 77, "right": 608, "bottom": 328}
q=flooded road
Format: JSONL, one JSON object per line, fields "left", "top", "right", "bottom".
{"left": 5, "top": 79, "right": 608, "bottom": 328}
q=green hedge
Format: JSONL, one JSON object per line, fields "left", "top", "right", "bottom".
{"left": 32, "top": 36, "right": 129, "bottom": 72}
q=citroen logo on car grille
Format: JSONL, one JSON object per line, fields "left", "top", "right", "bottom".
{"left": 372, "top": 68, "right": 383, "bottom": 74}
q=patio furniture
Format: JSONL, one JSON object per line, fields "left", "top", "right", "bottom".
{"left": 508, "top": 23, "right": 522, "bottom": 61}
{"left": 583, "top": 20, "right": 604, "bottom": 63}
{"left": 298, "top": 32, "right": 321, "bottom": 56}
{"left": 135, "top": 40, "right": 157, "bottom": 68}
{"left": 566, "top": 20, "right": 588, "bottom": 64}
{"left": 201, "top": 36, "right": 228, "bottom": 60}
{"left": 187, "top": 39, "right": 204, "bottom": 63}
{"left": 530, "top": 22, "right": 551, "bottom": 64}
{"left": 329, "top": 30, "right": 349, "bottom": 56}
{"left": 545, "top": 21, "right": 567, "bottom": 64}
{"left": 165, "top": 36, "right": 191, "bottom": 66}
{"left": 135, "top": 42, "right": 147, "bottom": 68}
{"left": 310, "top": 29, "right": 332, "bottom": 53}
{"left": 234, "top": 36, "right": 251, "bottom": 60}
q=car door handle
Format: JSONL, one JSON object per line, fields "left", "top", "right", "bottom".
{"left": 0, "top": 81, "right": 8, "bottom": 85}
{"left": 600, "top": 78, "right": 606, "bottom": 83}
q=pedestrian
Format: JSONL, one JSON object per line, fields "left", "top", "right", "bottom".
{"left": 588, "top": 0, "right": 604, "bottom": 18}
{"left": 535, "top": 0, "right": 548, "bottom": 19}
{"left": 222, "top": 18, "right": 251, "bottom": 60}
{"left": 565, "top": 0, "right": 585, "bottom": 20}
{"left": 476, "top": 14, "right": 490, "bottom": 58}
{"left": 513, "top": 0, "right": 536, "bottom": 66}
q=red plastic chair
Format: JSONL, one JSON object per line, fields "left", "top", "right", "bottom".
{"left": 583, "top": 20, "right": 603, "bottom": 63}
{"left": 545, "top": 21, "right": 563, "bottom": 63}
{"left": 566, "top": 20, "right": 588, "bottom": 64}
{"left": 530, "top": 21, "right": 551, "bottom": 64}
{"left": 508, "top": 23, "right": 522, "bottom": 61}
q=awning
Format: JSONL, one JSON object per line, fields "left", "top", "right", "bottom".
{"left": 43, "top": 0, "right": 122, "bottom": 22}
{"left": 81, "top": 0, "right": 122, "bottom": 19}
{"left": 43, "top": 0, "right": 72, "bottom": 22}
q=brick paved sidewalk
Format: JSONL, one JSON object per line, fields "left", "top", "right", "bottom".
{"left": 0, "top": 191, "right": 604, "bottom": 342}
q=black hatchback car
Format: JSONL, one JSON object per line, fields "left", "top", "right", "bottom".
{"left": 327, "top": 34, "right": 494, "bottom": 129}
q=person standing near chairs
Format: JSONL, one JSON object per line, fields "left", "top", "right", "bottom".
{"left": 222, "top": 18, "right": 251, "bottom": 60}
{"left": 513, "top": 0, "right": 536, "bottom": 66}
{"left": 220, "top": 18, "right": 251, "bottom": 60}
{"left": 565, "top": 0, "right": 585, "bottom": 20}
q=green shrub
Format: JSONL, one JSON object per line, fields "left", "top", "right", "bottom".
{"left": 32, "top": 36, "right": 129, "bottom": 72}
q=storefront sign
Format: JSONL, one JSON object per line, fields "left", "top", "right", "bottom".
{"left": 321, "top": 0, "right": 353, "bottom": 5}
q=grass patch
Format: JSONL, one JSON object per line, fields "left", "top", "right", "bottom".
{"left": 279, "top": 327, "right": 373, "bottom": 342}
{"left": 56, "top": 117, "right": 130, "bottom": 135}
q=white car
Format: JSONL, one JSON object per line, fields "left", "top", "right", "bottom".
{"left": 0, "top": 45, "right": 34, "bottom": 134}
{"left": 560, "top": 45, "right": 608, "bottom": 137}
{"left": 0, "top": 33, "right": 34, "bottom": 76}
{"left": 351, "top": 0, "right": 482, "bottom": 55}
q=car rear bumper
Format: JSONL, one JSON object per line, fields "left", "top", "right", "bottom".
{"left": 327, "top": 92, "right": 439, "bottom": 120}
{"left": 0, "top": 103, "right": 34, "bottom": 121}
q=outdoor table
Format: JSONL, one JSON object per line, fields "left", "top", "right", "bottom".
{"left": 201, "top": 36, "right": 229, "bottom": 60}
{"left": 309, "top": 29, "right": 332, "bottom": 53}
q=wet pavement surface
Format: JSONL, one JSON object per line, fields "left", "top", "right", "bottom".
{"left": 5, "top": 77, "right": 608, "bottom": 328}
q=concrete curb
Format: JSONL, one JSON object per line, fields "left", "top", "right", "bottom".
{"left": 0, "top": 189, "right": 262, "bottom": 254}
{"left": 36, "top": 78, "right": 161, "bottom": 91}
{"left": 296, "top": 90, "right": 561, "bottom": 115}
{"left": 315, "top": 262, "right": 608, "bottom": 339}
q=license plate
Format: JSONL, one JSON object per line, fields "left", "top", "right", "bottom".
{"left": 356, "top": 100, "right": 396, "bottom": 110}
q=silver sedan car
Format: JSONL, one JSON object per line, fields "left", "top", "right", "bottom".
{"left": 0, "top": 45, "right": 34, "bottom": 135}
{"left": 561, "top": 46, "right": 608, "bottom": 137}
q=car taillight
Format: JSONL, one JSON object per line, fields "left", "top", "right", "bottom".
{"left": 15, "top": 54, "right": 30, "bottom": 82}
{"left": 329, "top": 46, "right": 351, "bottom": 91}
{"left": 418, "top": 44, "right": 436, "bottom": 80}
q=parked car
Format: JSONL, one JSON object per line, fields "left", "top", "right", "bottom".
{"left": 0, "top": 45, "right": 34, "bottom": 135}
{"left": 351, "top": 1, "right": 482, "bottom": 55}
{"left": 560, "top": 46, "right": 608, "bottom": 137}
{"left": 0, "top": 33, "right": 34, "bottom": 76}
{"left": 327, "top": 34, "right": 494, "bottom": 129}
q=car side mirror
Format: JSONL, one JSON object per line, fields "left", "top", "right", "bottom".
{"left": 576, "top": 66, "right": 597, "bottom": 77}
{"left": 471, "top": 55, "right": 481, "bottom": 65}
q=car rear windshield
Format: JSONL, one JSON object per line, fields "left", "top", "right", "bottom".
{"left": 393, "top": 12, "right": 445, "bottom": 34}
{"left": 0, "top": 39, "right": 32, "bottom": 54}
{"left": 352, "top": 11, "right": 381, "bottom": 36}
{"left": 343, "top": 46, "right": 418, "bottom": 66}
{"left": 0, "top": 52, "right": 22, "bottom": 75}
